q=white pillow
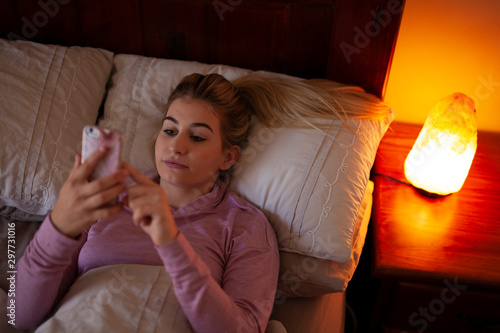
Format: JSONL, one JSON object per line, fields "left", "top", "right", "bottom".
{"left": 231, "top": 112, "right": 394, "bottom": 263}
{"left": 0, "top": 39, "right": 114, "bottom": 221}
{"left": 277, "top": 181, "right": 373, "bottom": 297}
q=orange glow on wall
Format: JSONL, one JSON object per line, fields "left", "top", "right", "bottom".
{"left": 385, "top": 0, "right": 500, "bottom": 133}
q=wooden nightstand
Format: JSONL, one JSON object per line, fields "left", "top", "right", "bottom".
{"left": 370, "top": 122, "right": 500, "bottom": 333}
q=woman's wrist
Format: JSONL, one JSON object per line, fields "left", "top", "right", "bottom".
{"left": 48, "top": 212, "right": 84, "bottom": 239}
{"left": 49, "top": 211, "right": 86, "bottom": 239}
{"left": 154, "top": 228, "right": 180, "bottom": 247}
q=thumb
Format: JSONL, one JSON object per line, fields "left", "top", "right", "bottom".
{"left": 73, "top": 154, "right": 81, "bottom": 168}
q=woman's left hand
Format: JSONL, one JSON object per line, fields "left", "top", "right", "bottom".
{"left": 122, "top": 162, "right": 179, "bottom": 247}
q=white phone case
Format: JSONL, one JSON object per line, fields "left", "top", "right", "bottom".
{"left": 82, "top": 125, "right": 123, "bottom": 181}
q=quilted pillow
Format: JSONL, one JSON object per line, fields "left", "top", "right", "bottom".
{"left": 0, "top": 39, "right": 113, "bottom": 221}
{"left": 277, "top": 181, "right": 373, "bottom": 297}
{"left": 231, "top": 111, "right": 394, "bottom": 263}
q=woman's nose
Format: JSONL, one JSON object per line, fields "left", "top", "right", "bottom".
{"left": 170, "top": 134, "right": 187, "bottom": 154}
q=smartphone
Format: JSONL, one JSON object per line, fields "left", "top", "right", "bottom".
{"left": 82, "top": 125, "right": 123, "bottom": 182}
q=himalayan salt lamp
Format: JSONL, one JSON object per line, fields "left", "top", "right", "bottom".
{"left": 404, "top": 93, "right": 477, "bottom": 196}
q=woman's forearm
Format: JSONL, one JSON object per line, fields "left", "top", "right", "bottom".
{"left": 11, "top": 215, "right": 85, "bottom": 329}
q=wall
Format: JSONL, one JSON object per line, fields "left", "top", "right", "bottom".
{"left": 385, "top": 0, "right": 500, "bottom": 133}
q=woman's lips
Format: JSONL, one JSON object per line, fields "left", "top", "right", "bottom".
{"left": 163, "top": 159, "right": 188, "bottom": 169}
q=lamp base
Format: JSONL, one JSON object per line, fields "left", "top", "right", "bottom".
{"left": 413, "top": 186, "right": 451, "bottom": 199}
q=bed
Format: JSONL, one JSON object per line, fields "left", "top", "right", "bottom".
{"left": 0, "top": 1, "right": 404, "bottom": 332}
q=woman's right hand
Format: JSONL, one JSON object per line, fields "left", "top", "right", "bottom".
{"left": 50, "top": 146, "right": 129, "bottom": 238}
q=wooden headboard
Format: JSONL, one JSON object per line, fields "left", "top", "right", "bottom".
{"left": 0, "top": 0, "right": 405, "bottom": 98}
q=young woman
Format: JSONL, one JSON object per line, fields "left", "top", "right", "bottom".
{"left": 12, "top": 72, "right": 390, "bottom": 332}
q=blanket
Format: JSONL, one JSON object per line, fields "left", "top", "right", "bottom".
{"left": 1, "top": 264, "right": 285, "bottom": 333}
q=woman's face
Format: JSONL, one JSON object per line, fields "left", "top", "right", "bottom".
{"left": 155, "top": 97, "right": 239, "bottom": 194}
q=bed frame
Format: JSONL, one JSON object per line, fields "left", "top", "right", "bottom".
{"left": 1, "top": 0, "right": 404, "bottom": 98}
{"left": 0, "top": 1, "right": 404, "bottom": 332}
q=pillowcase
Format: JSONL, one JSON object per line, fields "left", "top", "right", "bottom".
{"left": 0, "top": 39, "right": 114, "bottom": 221}
{"left": 276, "top": 181, "right": 373, "bottom": 297}
{"left": 100, "top": 53, "right": 394, "bottom": 296}
{"left": 230, "top": 111, "right": 394, "bottom": 263}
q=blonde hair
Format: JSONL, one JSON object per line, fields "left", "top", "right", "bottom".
{"left": 234, "top": 71, "right": 391, "bottom": 131}
{"left": 165, "top": 71, "right": 391, "bottom": 150}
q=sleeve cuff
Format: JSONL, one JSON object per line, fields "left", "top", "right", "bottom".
{"left": 155, "top": 232, "right": 202, "bottom": 275}
{"left": 36, "top": 214, "right": 86, "bottom": 259}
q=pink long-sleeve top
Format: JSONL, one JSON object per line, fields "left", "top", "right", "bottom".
{"left": 12, "top": 179, "right": 280, "bottom": 332}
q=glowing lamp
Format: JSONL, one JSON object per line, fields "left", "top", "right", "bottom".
{"left": 404, "top": 93, "right": 477, "bottom": 196}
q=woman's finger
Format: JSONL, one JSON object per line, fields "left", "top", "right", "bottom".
{"left": 73, "top": 154, "right": 81, "bottom": 168}
{"left": 75, "top": 146, "right": 109, "bottom": 181}
{"left": 80, "top": 168, "right": 129, "bottom": 198}
{"left": 126, "top": 184, "right": 153, "bottom": 202}
{"left": 131, "top": 203, "right": 153, "bottom": 226}
{"left": 85, "top": 182, "right": 128, "bottom": 210}
{"left": 122, "top": 162, "right": 155, "bottom": 186}
{"left": 91, "top": 202, "right": 125, "bottom": 222}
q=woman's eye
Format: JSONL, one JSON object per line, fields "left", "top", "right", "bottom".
{"left": 191, "top": 136, "right": 206, "bottom": 142}
{"left": 163, "top": 129, "right": 175, "bottom": 136}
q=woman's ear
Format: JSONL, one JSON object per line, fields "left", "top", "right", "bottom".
{"left": 220, "top": 145, "right": 241, "bottom": 171}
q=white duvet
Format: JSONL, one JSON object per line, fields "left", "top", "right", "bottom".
{"left": 36, "top": 264, "right": 193, "bottom": 332}
{"left": 0, "top": 264, "right": 284, "bottom": 333}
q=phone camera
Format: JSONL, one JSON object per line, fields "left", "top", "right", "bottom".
{"left": 85, "top": 126, "right": 100, "bottom": 138}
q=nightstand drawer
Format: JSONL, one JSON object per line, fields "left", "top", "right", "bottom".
{"left": 383, "top": 281, "right": 500, "bottom": 333}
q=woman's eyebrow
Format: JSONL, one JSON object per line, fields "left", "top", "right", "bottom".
{"left": 165, "top": 116, "right": 178, "bottom": 124}
{"left": 165, "top": 116, "right": 213, "bottom": 133}
{"left": 192, "top": 122, "right": 213, "bottom": 133}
